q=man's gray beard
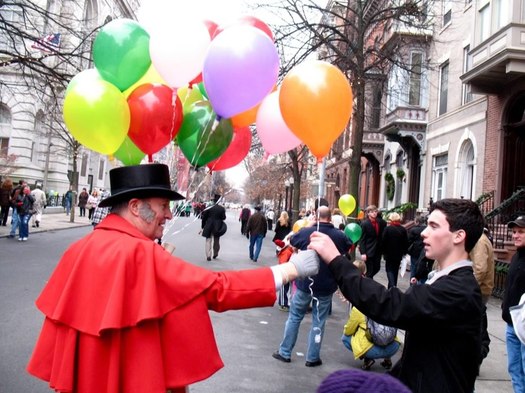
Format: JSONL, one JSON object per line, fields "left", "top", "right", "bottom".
{"left": 138, "top": 202, "right": 156, "bottom": 223}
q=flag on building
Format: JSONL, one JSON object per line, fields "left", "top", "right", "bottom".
{"left": 31, "top": 33, "right": 61, "bottom": 53}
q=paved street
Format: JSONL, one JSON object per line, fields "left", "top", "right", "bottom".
{"left": 0, "top": 209, "right": 514, "bottom": 392}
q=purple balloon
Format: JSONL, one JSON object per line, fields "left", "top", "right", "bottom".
{"left": 203, "top": 25, "right": 279, "bottom": 118}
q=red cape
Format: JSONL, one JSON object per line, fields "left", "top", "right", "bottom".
{"left": 27, "top": 214, "right": 276, "bottom": 392}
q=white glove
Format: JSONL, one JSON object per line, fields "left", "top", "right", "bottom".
{"left": 290, "top": 249, "right": 320, "bottom": 278}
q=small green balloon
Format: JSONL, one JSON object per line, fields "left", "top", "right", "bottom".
{"left": 177, "top": 101, "right": 233, "bottom": 167}
{"left": 93, "top": 19, "right": 151, "bottom": 91}
{"left": 114, "top": 136, "right": 146, "bottom": 166}
{"left": 344, "top": 223, "right": 363, "bottom": 243}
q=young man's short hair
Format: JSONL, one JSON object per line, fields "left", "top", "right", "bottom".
{"left": 430, "top": 198, "right": 484, "bottom": 253}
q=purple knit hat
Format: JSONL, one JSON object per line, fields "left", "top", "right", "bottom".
{"left": 317, "top": 369, "right": 412, "bottom": 393}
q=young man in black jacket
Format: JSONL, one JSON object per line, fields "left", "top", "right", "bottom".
{"left": 309, "top": 198, "right": 484, "bottom": 393}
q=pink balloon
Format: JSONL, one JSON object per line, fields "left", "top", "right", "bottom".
{"left": 256, "top": 91, "right": 301, "bottom": 154}
{"left": 203, "top": 25, "right": 279, "bottom": 118}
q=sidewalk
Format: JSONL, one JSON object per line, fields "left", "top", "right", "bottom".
{"left": 0, "top": 207, "right": 92, "bottom": 238}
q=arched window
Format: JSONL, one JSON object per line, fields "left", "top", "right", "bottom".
{"left": 0, "top": 104, "right": 12, "bottom": 157}
{"left": 458, "top": 139, "right": 475, "bottom": 200}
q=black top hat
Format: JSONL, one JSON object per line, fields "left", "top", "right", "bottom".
{"left": 98, "top": 164, "right": 184, "bottom": 208}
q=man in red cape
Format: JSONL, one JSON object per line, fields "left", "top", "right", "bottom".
{"left": 27, "top": 163, "right": 319, "bottom": 393}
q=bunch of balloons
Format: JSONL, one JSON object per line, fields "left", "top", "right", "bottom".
{"left": 63, "top": 3, "right": 354, "bottom": 172}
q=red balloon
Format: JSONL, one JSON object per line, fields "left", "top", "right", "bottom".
{"left": 207, "top": 126, "right": 252, "bottom": 171}
{"left": 127, "top": 83, "right": 183, "bottom": 155}
{"left": 204, "top": 19, "right": 219, "bottom": 38}
{"left": 213, "top": 15, "right": 274, "bottom": 41}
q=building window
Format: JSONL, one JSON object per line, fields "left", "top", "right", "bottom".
{"left": 432, "top": 153, "right": 448, "bottom": 201}
{"left": 0, "top": 6, "right": 23, "bottom": 52}
{"left": 98, "top": 158, "right": 105, "bottom": 180}
{"left": 458, "top": 139, "right": 475, "bottom": 200}
{"left": 479, "top": 4, "right": 490, "bottom": 42}
{"left": 494, "top": 0, "right": 509, "bottom": 30}
{"left": 442, "top": 0, "right": 452, "bottom": 26}
{"left": 438, "top": 62, "right": 449, "bottom": 115}
{"left": 371, "top": 88, "right": 382, "bottom": 129}
{"left": 462, "top": 46, "right": 473, "bottom": 104}
{"left": 409, "top": 52, "right": 423, "bottom": 106}
{"left": 0, "top": 138, "right": 9, "bottom": 157}
{"left": 80, "top": 153, "right": 88, "bottom": 177}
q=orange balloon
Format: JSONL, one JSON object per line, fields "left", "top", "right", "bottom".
{"left": 279, "top": 61, "right": 353, "bottom": 161}
{"left": 293, "top": 219, "right": 308, "bottom": 233}
{"left": 231, "top": 103, "right": 259, "bottom": 127}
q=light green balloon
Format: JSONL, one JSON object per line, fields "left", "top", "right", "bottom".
{"left": 93, "top": 18, "right": 151, "bottom": 91}
{"left": 114, "top": 136, "right": 145, "bottom": 166}
{"left": 63, "top": 78, "right": 130, "bottom": 155}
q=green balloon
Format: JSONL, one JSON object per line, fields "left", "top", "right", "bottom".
{"left": 177, "top": 101, "right": 233, "bottom": 167}
{"left": 344, "top": 223, "right": 363, "bottom": 243}
{"left": 93, "top": 19, "right": 151, "bottom": 91}
{"left": 114, "top": 136, "right": 146, "bottom": 166}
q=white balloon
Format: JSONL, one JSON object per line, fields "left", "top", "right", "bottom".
{"left": 150, "top": 19, "right": 211, "bottom": 88}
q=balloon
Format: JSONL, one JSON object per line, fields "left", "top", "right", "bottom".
{"left": 293, "top": 219, "right": 308, "bottom": 233}
{"left": 196, "top": 82, "right": 208, "bottom": 100}
{"left": 66, "top": 69, "right": 103, "bottom": 93}
{"left": 150, "top": 18, "right": 211, "bottom": 88}
{"left": 344, "top": 223, "right": 363, "bottom": 243}
{"left": 231, "top": 104, "right": 259, "bottom": 128}
{"left": 256, "top": 91, "right": 302, "bottom": 154}
{"left": 127, "top": 83, "right": 183, "bottom": 155}
{"left": 114, "top": 136, "right": 146, "bottom": 166}
{"left": 203, "top": 25, "right": 279, "bottom": 118}
{"left": 207, "top": 126, "right": 251, "bottom": 171}
{"left": 63, "top": 78, "right": 129, "bottom": 155}
{"left": 176, "top": 101, "right": 233, "bottom": 167}
{"left": 93, "top": 19, "right": 151, "bottom": 91}
{"left": 357, "top": 209, "right": 365, "bottom": 220}
{"left": 279, "top": 60, "right": 353, "bottom": 161}
{"left": 177, "top": 85, "right": 205, "bottom": 114}
{"left": 338, "top": 194, "right": 357, "bottom": 216}
{"left": 213, "top": 15, "right": 274, "bottom": 41}
{"left": 123, "top": 64, "right": 167, "bottom": 98}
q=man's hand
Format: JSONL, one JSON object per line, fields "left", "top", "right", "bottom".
{"left": 289, "top": 250, "right": 320, "bottom": 278}
{"left": 308, "top": 232, "right": 340, "bottom": 264}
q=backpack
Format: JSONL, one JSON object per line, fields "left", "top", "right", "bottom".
{"left": 365, "top": 317, "right": 397, "bottom": 346}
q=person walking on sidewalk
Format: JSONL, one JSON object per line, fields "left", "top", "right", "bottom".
{"left": 308, "top": 198, "right": 484, "bottom": 393}
{"left": 30, "top": 184, "right": 46, "bottom": 228}
{"left": 381, "top": 212, "right": 408, "bottom": 288}
{"left": 64, "top": 186, "right": 73, "bottom": 216}
{"left": 501, "top": 215, "right": 525, "bottom": 393}
{"left": 246, "top": 205, "right": 267, "bottom": 262}
{"left": 0, "top": 178, "right": 13, "bottom": 226}
{"left": 27, "top": 163, "right": 320, "bottom": 393}
{"left": 239, "top": 204, "right": 251, "bottom": 237}
{"left": 273, "top": 206, "right": 352, "bottom": 368}
{"left": 8, "top": 179, "right": 26, "bottom": 238}
{"left": 78, "top": 188, "right": 89, "bottom": 217}
{"left": 15, "top": 185, "right": 34, "bottom": 241}
{"left": 200, "top": 194, "right": 227, "bottom": 261}
{"left": 359, "top": 205, "right": 386, "bottom": 279}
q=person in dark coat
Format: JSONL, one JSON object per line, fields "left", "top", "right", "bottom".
{"left": 501, "top": 215, "right": 525, "bottom": 392}
{"left": 239, "top": 205, "right": 251, "bottom": 238}
{"left": 309, "top": 198, "right": 484, "bottom": 393}
{"left": 246, "top": 206, "right": 267, "bottom": 262}
{"left": 359, "top": 205, "right": 386, "bottom": 279}
{"left": 407, "top": 215, "right": 427, "bottom": 280}
{"left": 0, "top": 178, "right": 13, "bottom": 226}
{"left": 382, "top": 212, "right": 409, "bottom": 288}
{"left": 201, "top": 194, "right": 227, "bottom": 261}
{"left": 78, "top": 188, "right": 89, "bottom": 217}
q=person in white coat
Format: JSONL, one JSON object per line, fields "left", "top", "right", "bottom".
{"left": 31, "top": 185, "right": 47, "bottom": 228}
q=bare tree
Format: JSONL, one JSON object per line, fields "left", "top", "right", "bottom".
{"left": 255, "top": 0, "right": 434, "bottom": 210}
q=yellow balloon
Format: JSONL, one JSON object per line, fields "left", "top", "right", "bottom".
{"left": 338, "top": 194, "right": 357, "bottom": 216}
{"left": 293, "top": 219, "right": 308, "bottom": 233}
{"left": 177, "top": 85, "right": 204, "bottom": 114}
{"left": 63, "top": 78, "right": 130, "bottom": 155}
{"left": 123, "top": 64, "right": 168, "bottom": 98}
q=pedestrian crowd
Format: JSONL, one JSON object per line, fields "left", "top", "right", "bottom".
{"left": 5, "top": 166, "right": 521, "bottom": 393}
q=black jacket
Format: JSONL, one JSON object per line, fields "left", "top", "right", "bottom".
{"left": 329, "top": 255, "right": 482, "bottom": 393}
{"left": 407, "top": 224, "right": 426, "bottom": 258}
{"left": 201, "top": 204, "right": 226, "bottom": 238}
{"left": 502, "top": 247, "right": 525, "bottom": 325}
{"left": 359, "top": 218, "right": 386, "bottom": 258}
{"left": 382, "top": 223, "right": 408, "bottom": 264}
